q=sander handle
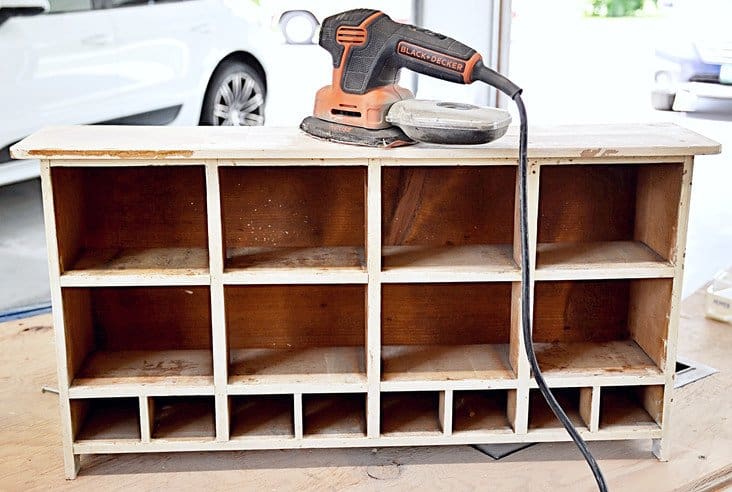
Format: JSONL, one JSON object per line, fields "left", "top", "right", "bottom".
{"left": 319, "top": 9, "right": 520, "bottom": 98}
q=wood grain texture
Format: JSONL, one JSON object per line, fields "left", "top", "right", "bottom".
{"left": 534, "top": 340, "right": 662, "bottom": 378}
{"left": 533, "top": 280, "right": 631, "bottom": 343}
{"left": 452, "top": 391, "right": 512, "bottom": 434}
{"left": 303, "top": 394, "right": 366, "bottom": 438}
{"left": 73, "top": 398, "right": 141, "bottom": 442}
{"left": 628, "top": 278, "right": 673, "bottom": 369}
{"left": 528, "top": 388, "right": 586, "bottom": 431}
{"left": 152, "top": 397, "right": 216, "bottom": 439}
{"left": 381, "top": 392, "right": 442, "bottom": 436}
{"left": 225, "top": 285, "right": 365, "bottom": 349}
{"left": 382, "top": 166, "right": 515, "bottom": 246}
{"left": 634, "top": 163, "right": 683, "bottom": 261}
{"left": 10, "top": 124, "right": 721, "bottom": 160}
{"left": 382, "top": 283, "right": 511, "bottom": 345}
{"left": 229, "top": 395, "right": 294, "bottom": 438}
{"left": 51, "top": 167, "right": 208, "bottom": 273}
{"left": 220, "top": 167, "right": 365, "bottom": 250}
{"left": 600, "top": 386, "right": 662, "bottom": 430}
{"left": 538, "top": 165, "right": 637, "bottom": 244}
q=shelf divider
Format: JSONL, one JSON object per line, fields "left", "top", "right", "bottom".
{"left": 206, "top": 161, "right": 229, "bottom": 442}
{"left": 366, "top": 159, "right": 382, "bottom": 438}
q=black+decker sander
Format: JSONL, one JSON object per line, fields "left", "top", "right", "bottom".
{"left": 300, "top": 9, "right": 608, "bottom": 492}
{"left": 300, "top": 8, "right": 520, "bottom": 147}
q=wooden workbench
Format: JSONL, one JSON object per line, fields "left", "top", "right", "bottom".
{"left": 1, "top": 287, "right": 729, "bottom": 490}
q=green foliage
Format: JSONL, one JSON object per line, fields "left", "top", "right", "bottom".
{"left": 589, "top": 0, "right": 654, "bottom": 17}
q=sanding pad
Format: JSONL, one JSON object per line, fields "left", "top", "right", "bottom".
{"left": 300, "top": 116, "right": 415, "bottom": 148}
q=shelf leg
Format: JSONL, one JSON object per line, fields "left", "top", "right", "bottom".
{"left": 652, "top": 438, "right": 668, "bottom": 461}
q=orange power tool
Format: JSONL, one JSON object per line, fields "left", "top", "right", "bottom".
{"left": 300, "top": 8, "right": 520, "bottom": 147}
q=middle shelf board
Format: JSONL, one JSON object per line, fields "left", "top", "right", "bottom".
{"left": 228, "top": 346, "right": 367, "bottom": 390}
{"left": 70, "top": 350, "right": 214, "bottom": 396}
{"left": 381, "top": 245, "right": 519, "bottom": 282}
{"left": 381, "top": 344, "right": 514, "bottom": 386}
{"left": 223, "top": 246, "right": 367, "bottom": 284}
{"left": 535, "top": 241, "right": 674, "bottom": 280}
{"left": 60, "top": 247, "right": 210, "bottom": 286}
{"left": 534, "top": 340, "right": 664, "bottom": 381}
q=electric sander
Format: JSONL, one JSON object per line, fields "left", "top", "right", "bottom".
{"left": 300, "top": 8, "right": 518, "bottom": 147}
{"left": 300, "top": 9, "right": 608, "bottom": 492}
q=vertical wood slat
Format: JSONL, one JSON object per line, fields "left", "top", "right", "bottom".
{"left": 653, "top": 156, "right": 694, "bottom": 461}
{"left": 366, "top": 159, "right": 382, "bottom": 438}
{"left": 439, "top": 390, "right": 453, "bottom": 436}
{"left": 41, "top": 159, "right": 81, "bottom": 479}
{"left": 511, "top": 161, "right": 541, "bottom": 434}
{"left": 294, "top": 393, "right": 304, "bottom": 439}
{"left": 579, "top": 386, "right": 600, "bottom": 432}
{"left": 205, "top": 162, "right": 229, "bottom": 441}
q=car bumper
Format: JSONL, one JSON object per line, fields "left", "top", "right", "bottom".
{"left": 653, "top": 81, "right": 732, "bottom": 112}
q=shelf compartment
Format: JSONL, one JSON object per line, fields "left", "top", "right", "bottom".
{"left": 452, "top": 390, "right": 514, "bottom": 434}
{"left": 63, "top": 286, "right": 213, "bottom": 391}
{"left": 382, "top": 166, "right": 516, "bottom": 279}
{"left": 381, "top": 244, "right": 519, "bottom": 282}
{"left": 303, "top": 393, "right": 366, "bottom": 438}
{"left": 151, "top": 396, "right": 216, "bottom": 440}
{"left": 537, "top": 164, "right": 683, "bottom": 277}
{"left": 533, "top": 279, "right": 672, "bottom": 379}
{"left": 382, "top": 283, "right": 514, "bottom": 383}
{"left": 51, "top": 167, "right": 208, "bottom": 280}
{"left": 381, "top": 392, "right": 443, "bottom": 436}
{"left": 226, "top": 285, "right": 366, "bottom": 389}
{"left": 71, "top": 397, "right": 141, "bottom": 443}
{"left": 220, "top": 167, "right": 366, "bottom": 280}
{"left": 230, "top": 395, "right": 294, "bottom": 439}
{"left": 599, "top": 386, "right": 663, "bottom": 431}
{"left": 528, "top": 388, "right": 589, "bottom": 432}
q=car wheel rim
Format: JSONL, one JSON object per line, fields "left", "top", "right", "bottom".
{"left": 213, "top": 72, "right": 265, "bottom": 126}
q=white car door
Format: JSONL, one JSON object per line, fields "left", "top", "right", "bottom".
{"left": 0, "top": 0, "right": 118, "bottom": 141}
{"left": 102, "top": 0, "right": 214, "bottom": 124}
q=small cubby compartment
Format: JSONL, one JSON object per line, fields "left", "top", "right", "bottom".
{"left": 528, "top": 388, "right": 590, "bottom": 432}
{"left": 381, "top": 283, "right": 514, "bottom": 383}
{"left": 303, "top": 393, "right": 366, "bottom": 438}
{"left": 381, "top": 166, "right": 517, "bottom": 277}
{"left": 219, "top": 166, "right": 366, "bottom": 273}
{"left": 51, "top": 166, "right": 208, "bottom": 276}
{"left": 230, "top": 395, "right": 295, "bottom": 439}
{"left": 381, "top": 391, "right": 443, "bottom": 436}
{"left": 62, "top": 286, "right": 213, "bottom": 388}
{"left": 453, "top": 390, "right": 514, "bottom": 434}
{"left": 537, "top": 164, "right": 683, "bottom": 275}
{"left": 71, "top": 397, "right": 141, "bottom": 442}
{"left": 226, "top": 285, "right": 366, "bottom": 387}
{"left": 150, "top": 396, "right": 216, "bottom": 440}
{"left": 533, "top": 278, "right": 672, "bottom": 377}
{"left": 599, "top": 385, "right": 663, "bottom": 431}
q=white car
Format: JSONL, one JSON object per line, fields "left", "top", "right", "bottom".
{"left": 0, "top": 0, "right": 273, "bottom": 185}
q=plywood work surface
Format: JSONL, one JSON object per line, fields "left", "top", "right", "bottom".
{"left": 10, "top": 124, "right": 721, "bottom": 160}
{"left": 1, "top": 288, "right": 730, "bottom": 490}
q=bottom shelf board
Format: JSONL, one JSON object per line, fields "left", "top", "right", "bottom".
{"left": 452, "top": 391, "right": 513, "bottom": 434}
{"left": 381, "top": 344, "right": 514, "bottom": 384}
{"left": 71, "top": 350, "right": 214, "bottom": 392}
{"left": 381, "top": 392, "right": 443, "bottom": 437}
{"left": 75, "top": 398, "right": 141, "bottom": 442}
{"left": 303, "top": 394, "right": 367, "bottom": 438}
{"left": 230, "top": 395, "right": 295, "bottom": 439}
{"left": 228, "top": 346, "right": 367, "bottom": 388}
{"left": 534, "top": 340, "right": 663, "bottom": 379}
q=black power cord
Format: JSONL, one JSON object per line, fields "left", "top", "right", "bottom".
{"left": 511, "top": 93, "right": 608, "bottom": 492}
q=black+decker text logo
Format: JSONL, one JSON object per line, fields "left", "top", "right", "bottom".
{"left": 397, "top": 41, "right": 466, "bottom": 73}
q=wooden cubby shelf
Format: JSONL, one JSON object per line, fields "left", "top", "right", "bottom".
{"left": 15, "top": 124, "right": 719, "bottom": 477}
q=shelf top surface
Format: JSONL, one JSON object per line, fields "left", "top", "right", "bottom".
{"left": 11, "top": 123, "right": 721, "bottom": 161}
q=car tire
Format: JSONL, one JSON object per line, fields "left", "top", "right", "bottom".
{"left": 200, "top": 61, "right": 266, "bottom": 126}
{"left": 651, "top": 90, "right": 676, "bottom": 111}
{"left": 279, "top": 10, "right": 319, "bottom": 45}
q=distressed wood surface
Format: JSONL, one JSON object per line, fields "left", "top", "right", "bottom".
{"left": 11, "top": 124, "right": 721, "bottom": 160}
